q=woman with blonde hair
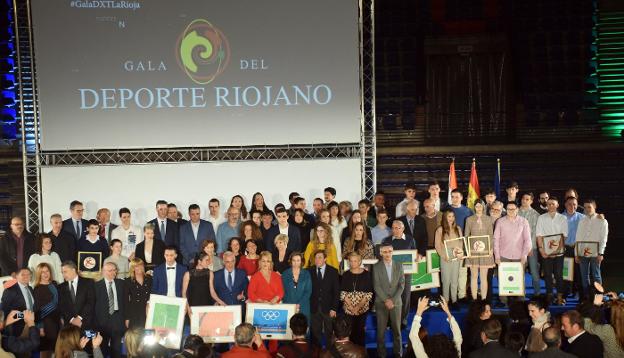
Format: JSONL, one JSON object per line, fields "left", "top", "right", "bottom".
{"left": 272, "top": 234, "right": 292, "bottom": 273}
{"left": 303, "top": 222, "right": 339, "bottom": 269}
{"left": 247, "top": 251, "right": 284, "bottom": 304}
{"left": 53, "top": 325, "right": 103, "bottom": 358}
{"left": 34, "top": 263, "right": 61, "bottom": 358}
{"left": 124, "top": 257, "right": 152, "bottom": 328}
{"left": 123, "top": 327, "right": 143, "bottom": 358}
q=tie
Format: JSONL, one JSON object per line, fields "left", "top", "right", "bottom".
{"left": 70, "top": 281, "right": 76, "bottom": 303}
{"left": 317, "top": 268, "right": 322, "bottom": 281}
{"left": 160, "top": 221, "right": 166, "bottom": 241}
{"left": 75, "top": 221, "right": 81, "bottom": 237}
{"left": 98, "top": 225, "right": 105, "bottom": 238}
{"left": 25, "top": 288, "right": 33, "bottom": 311}
{"left": 228, "top": 271, "right": 233, "bottom": 291}
{"left": 108, "top": 281, "right": 115, "bottom": 314}
{"left": 409, "top": 218, "right": 414, "bottom": 233}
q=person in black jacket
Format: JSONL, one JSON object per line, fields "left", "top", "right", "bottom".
{"left": 94, "top": 262, "right": 126, "bottom": 358}
{"left": 560, "top": 310, "right": 604, "bottom": 358}
{"left": 469, "top": 318, "right": 517, "bottom": 358}
{"left": 58, "top": 261, "right": 95, "bottom": 329}
{"left": 529, "top": 327, "right": 576, "bottom": 358}
{"left": 0, "top": 217, "right": 37, "bottom": 276}
{"left": 308, "top": 249, "right": 340, "bottom": 348}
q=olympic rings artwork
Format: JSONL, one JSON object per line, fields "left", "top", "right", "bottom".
{"left": 261, "top": 310, "right": 281, "bottom": 320}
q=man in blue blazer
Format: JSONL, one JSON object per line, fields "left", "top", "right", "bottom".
{"left": 61, "top": 200, "right": 89, "bottom": 242}
{"left": 148, "top": 200, "right": 180, "bottom": 248}
{"left": 265, "top": 208, "right": 301, "bottom": 252}
{"left": 213, "top": 251, "right": 249, "bottom": 307}
{"left": 152, "top": 247, "right": 187, "bottom": 297}
{"left": 179, "top": 204, "right": 216, "bottom": 266}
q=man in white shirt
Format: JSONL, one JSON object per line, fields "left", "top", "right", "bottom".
{"left": 396, "top": 183, "right": 419, "bottom": 218}
{"left": 152, "top": 247, "right": 187, "bottom": 297}
{"left": 110, "top": 207, "right": 143, "bottom": 259}
{"left": 575, "top": 199, "right": 608, "bottom": 295}
{"left": 536, "top": 197, "right": 568, "bottom": 305}
{"left": 207, "top": 198, "right": 225, "bottom": 229}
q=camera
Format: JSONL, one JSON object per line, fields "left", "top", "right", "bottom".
{"left": 428, "top": 294, "right": 441, "bottom": 307}
{"left": 84, "top": 330, "right": 97, "bottom": 339}
{"left": 15, "top": 312, "right": 24, "bottom": 319}
{"left": 143, "top": 329, "right": 156, "bottom": 345}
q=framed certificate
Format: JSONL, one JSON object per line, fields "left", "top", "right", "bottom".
{"left": 146, "top": 294, "right": 187, "bottom": 349}
{"left": 410, "top": 259, "right": 440, "bottom": 291}
{"left": 190, "top": 305, "right": 242, "bottom": 343}
{"left": 77, "top": 251, "right": 102, "bottom": 279}
{"left": 563, "top": 257, "right": 574, "bottom": 281}
{"left": 575, "top": 241, "right": 599, "bottom": 258}
{"left": 443, "top": 237, "right": 467, "bottom": 261}
{"left": 426, "top": 249, "right": 440, "bottom": 273}
{"left": 542, "top": 234, "right": 563, "bottom": 257}
{"left": 246, "top": 303, "right": 296, "bottom": 340}
{"left": 467, "top": 235, "right": 492, "bottom": 258}
{"left": 391, "top": 250, "right": 419, "bottom": 274}
{"left": 498, "top": 262, "right": 525, "bottom": 296}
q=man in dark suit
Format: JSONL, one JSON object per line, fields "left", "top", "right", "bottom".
{"left": 529, "top": 327, "right": 576, "bottom": 358}
{"left": 62, "top": 200, "right": 89, "bottom": 242}
{"left": 469, "top": 318, "right": 517, "bottom": 358}
{"left": 213, "top": 251, "right": 249, "bottom": 307}
{"left": 152, "top": 246, "right": 187, "bottom": 297}
{"left": 94, "top": 262, "right": 126, "bottom": 358}
{"left": 308, "top": 249, "right": 340, "bottom": 348}
{"left": 96, "top": 208, "right": 117, "bottom": 243}
{"left": 168, "top": 203, "right": 189, "bottom": 229}
{"left": 148, "top": 200, "right": 179, "bottom": 248}
{"left": 0, "top": 268, "right": 35, "bottom": 336}
{"left": 265, "top": 208, "right": 301, "bottom": 252}
{"left": 560, "top": 310, "right": 604, "bottom": 358}
{"left": 0, "top": 217, "right": 37, "bottom": 276}
{"left": 48, "top": 214, "right": 76, "bottom": 264}
{"left": 373, "top": 243, "right": 405, "bottom": 358}
{"left": 398, "top": 201, "right": 428, "bottom": 257}
{"left": 179, "top": 204, "right": 216, "bottom": 266}
{"left": 58, "top": 260, "right": 95, "bottom": 329}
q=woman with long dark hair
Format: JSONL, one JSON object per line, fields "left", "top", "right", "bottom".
{"left": 435, "top": 210, "right": 464, "bottom": 303}
{"left": 230, "top": 195, "right": 249, "bottom": 220}
{"left": 342, "top": 222, "right": 375, "bottom": 261}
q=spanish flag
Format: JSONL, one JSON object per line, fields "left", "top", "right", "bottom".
{"left": 447, "top": 159, "right": 457, "bottom": 203}
{"left": 467, "top": 159, "right": 480, "bottom": 209}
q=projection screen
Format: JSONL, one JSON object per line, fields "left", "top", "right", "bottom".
{"left": 31, "top": 0, "right": 361, "bottom": 150}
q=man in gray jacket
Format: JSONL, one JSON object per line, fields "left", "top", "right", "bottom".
{"left": 373, "top": 242, "right": 404, "bottom": 358}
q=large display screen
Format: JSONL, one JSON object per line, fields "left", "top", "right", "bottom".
{"left": 32, "top": 0, "right": 361, "bottom": 150}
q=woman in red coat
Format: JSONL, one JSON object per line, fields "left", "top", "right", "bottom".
{"left": 247, "top": 251, "right": 284, "bottom": 303}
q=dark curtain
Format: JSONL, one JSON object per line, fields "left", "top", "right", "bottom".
{"left": 426, "top": 51, "right": 510, "bottom": 143}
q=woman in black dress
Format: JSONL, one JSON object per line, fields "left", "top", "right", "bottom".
{"left": 135, "top": 224, "right": 165, "bottom": 273}
{"left": 33, "top": 262, "right": 61, "bottom": 358}
{"left": 124, "top": 258, "right": 152, "bottom": 328}
{"left": 340, "top": 252, "right": 373, "bottom": 347}
{"left": 182, "top": 252, "right": 215, "bottom": 318}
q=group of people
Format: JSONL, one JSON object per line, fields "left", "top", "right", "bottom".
{"left": 0, "top": 183, "right": 613, "bottom": 358}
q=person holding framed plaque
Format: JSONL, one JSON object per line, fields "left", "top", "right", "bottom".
{"left": 435, "top": 210, "right": 464, "bottom": 304}
{"left": 575, "top": 199, "right": 608, "bottom": 295}
{"left": 464, "top": 199, "right": 495, "bottom": 301}
{"left": 536, "top": 197, "right": 568, "bottom": 305}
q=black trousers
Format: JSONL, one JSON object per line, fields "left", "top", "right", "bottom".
{"left": 347, "top": 312, "right": 368, "bottom": 347}
{"left": 100, "top": 311, "right": 124, "bottom": 358}
{"left": 543, "top": 256, "right": 564, "bottom": 297}
{"left": 311, "top": 311, "right": 333, "bottom": 348}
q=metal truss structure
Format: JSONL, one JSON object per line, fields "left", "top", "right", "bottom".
{"left": 13, "top": 0, "right": 376, "bottom": 232}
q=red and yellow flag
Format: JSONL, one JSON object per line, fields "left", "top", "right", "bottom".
{"left": 447, "top": 159, "right": 457, "bottom": 203}
{"left": 467, "top": 159, "right": 480, "bottom": 209}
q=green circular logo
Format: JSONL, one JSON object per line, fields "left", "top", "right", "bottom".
{"left": 176, "top": 19, "right": 230, "bottom": 84}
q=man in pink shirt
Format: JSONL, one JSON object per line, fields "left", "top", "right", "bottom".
{"left": 493, "top": 202, "right": 532, "bottom": 305}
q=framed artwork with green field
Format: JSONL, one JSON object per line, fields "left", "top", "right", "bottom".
{"left": 410, "top": 259, "right": 440, "bottom": 291}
